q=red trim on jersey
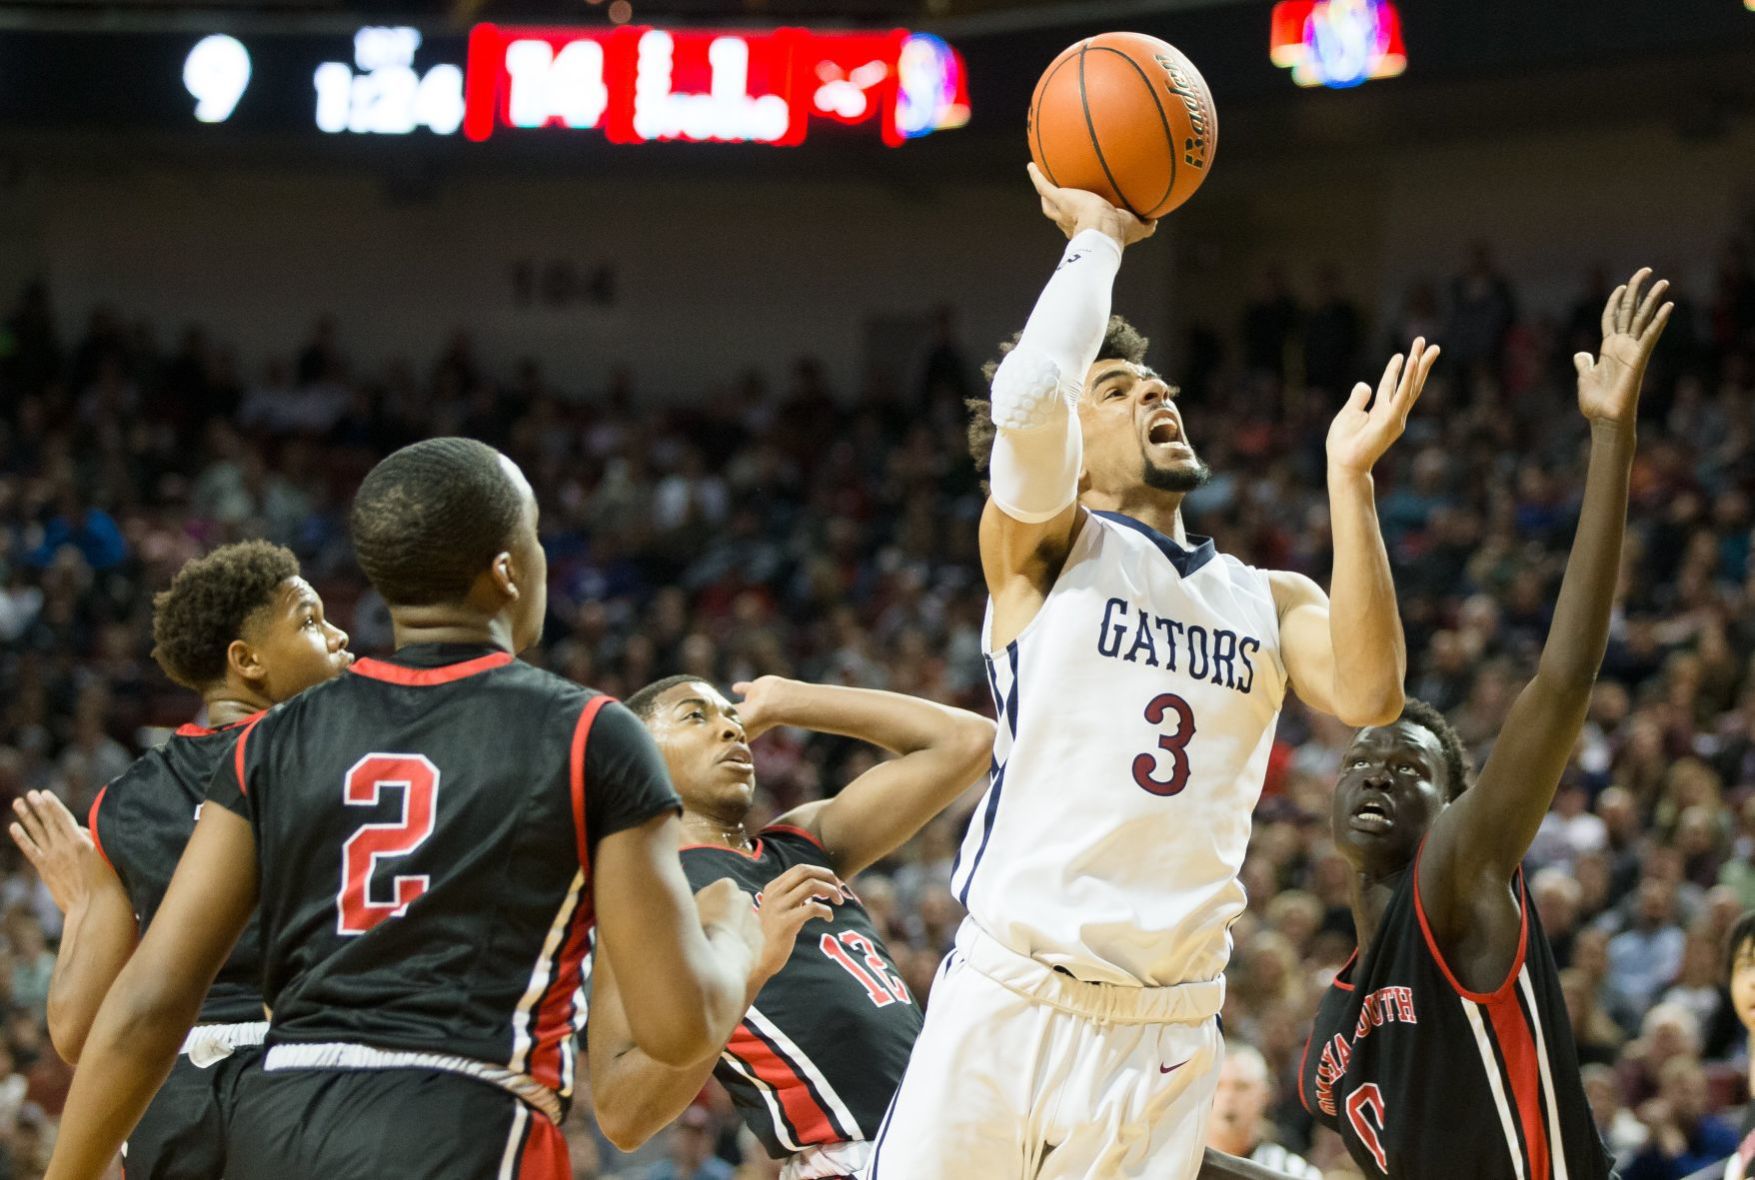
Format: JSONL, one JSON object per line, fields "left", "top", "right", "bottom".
{"left": 1331, "top": 948, "right": 1359, "bottom": 993}
{"left": 517, "top": 1115, "right": 569, "bottom": 1179}
{"left": 175, "top": 715, "right": 256, "bottom": 738}
{"left": 1484, "top": 987, "right": 1551, "bottom": 1180}
{"left": 569, "top": 696, "right": 612, "bottom": 871}
{"left": 1296, "top": 1028, "right": 1315, "bottom": 1116}
{"left": 679, "top": 838, "right": 767, "bottom": 860}
{"left": 349, "top": 651, "right": 514, "bottom": 686}
{"left": 762, "top": 822, "right": 828, "bottom": 852}
{"left": 232, "top": 713, "right": 267, "bottom": 798}
{"left": 726, "top": 1025, "right": 839, "bottom": 1144}
{"left": 87, "top": 786, "right": 112, "bottom": 870}
{"left": 528, "top": 898, "right": 595, "bottom": 1091}
{"left": 1411, "top": 839, "right": 1529, "bottom": 1003}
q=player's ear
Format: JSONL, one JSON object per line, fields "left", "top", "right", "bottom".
{"left": 490, "top": 550, "right": 520, "bottom": 603}
{"left": 227, "top": 637, "right": 267, "bottom": 690}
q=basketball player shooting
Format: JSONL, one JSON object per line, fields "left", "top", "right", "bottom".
{"left": 1297, "top": 270, "right": 1672, "bottom": 1180}
{"left": 866, "top": 166, "right": 1438, "bottom": 1179}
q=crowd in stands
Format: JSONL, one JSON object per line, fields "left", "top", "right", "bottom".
{"left": 1, "top": 225, "right": 1754, "bottom": 1179}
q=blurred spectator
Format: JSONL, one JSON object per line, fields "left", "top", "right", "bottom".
{"left": 1301, "top": 264, "right": 1362, "bottom": 395}
{"left": 1624, "top": 1057, "right": 1739, "bottom": 1179}
{"left": 1206, "top": 1042, "right": 1320, "bottom": 1178}
{"left": 645, "top": 1106, "right": 735, "bottom": 1180}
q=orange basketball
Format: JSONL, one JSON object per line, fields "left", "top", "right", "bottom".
{"left": 1028, "top": 32, "right": 1218, "bottom": 221}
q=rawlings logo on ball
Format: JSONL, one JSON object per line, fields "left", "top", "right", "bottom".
{"left": 1156, "top": 56, "right": 1211, "bottom": 170}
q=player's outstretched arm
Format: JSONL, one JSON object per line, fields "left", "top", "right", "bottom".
{"left": 44, "top": 806, "right": 258, "bottom": 1180}
{"left": 593, "top": 813, "right": 766, "bottom": 1068}
{"left": 1428, "top": 271, "right": 1671, "bottom": 900}
{"left": 588, "top": 864, "right": 838, "bottom": 1150}
{"left": 746, "top": 677, "right": 995, "bottom": 877}
{"left": 9, "top": 791, "right": 138, "bottom": 1064}
{"left": 1276, "top": 340, "right": 1440, "bottom": 727}
{"left": 982, "top": 165, "right": 1154, "bottom": 649}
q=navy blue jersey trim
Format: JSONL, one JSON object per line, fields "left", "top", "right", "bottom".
{"left": 1092, "top": 510, "right": 1218, "bottom": 577}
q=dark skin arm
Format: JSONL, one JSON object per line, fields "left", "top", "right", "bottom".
{"left": 1420, "top": 269, "right": 1672, "bottom": 992}
{"left": 587, "top": 863, "right": 838, "bottom": 1150}
{"left": 738, "top": 678, "right": 996, "bottom": 877}
{"left": 45, "top": 806, "right": 259, "bottom": 1180}
{"left": 9, "top": 791, "right": 139, "bottom": 1064}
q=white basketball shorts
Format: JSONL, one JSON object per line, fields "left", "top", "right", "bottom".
{"left": 865, "top": 918, "right": 1224, "bottom": 1180}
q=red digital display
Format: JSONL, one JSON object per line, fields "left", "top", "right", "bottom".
{"left": 462, "top": 24, "right": 969, "bottom": 147}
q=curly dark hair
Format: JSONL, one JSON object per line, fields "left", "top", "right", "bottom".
{"left": 966, "top": 314, "right": 1153, "bottom": 475}
{"left": 350, "top": 437, "right": 525, "bottom": 608}
{"left": 626, "top": 674, "right": 712, "bottom": 721}
{"left": 1398, "top": 697, "right": 1474, "bottom": 801}
{"left": 151, "top": 541, "right": 300, "bottom": 690}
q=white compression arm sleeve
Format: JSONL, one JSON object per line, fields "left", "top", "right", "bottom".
{"left": 988, "top": 229, "right": 1124, "bottom": 523}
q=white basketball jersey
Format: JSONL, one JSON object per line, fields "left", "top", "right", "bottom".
{"left": 951, "top": 509, "right": 1287, "bottom": 988}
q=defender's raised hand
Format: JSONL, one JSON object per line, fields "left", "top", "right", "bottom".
{"left": 1575, "top": 268, "right": 1673, "bottom": 427}
{"left": 10, "top": 790, "right": 100, "bottom": 916}
{"left": 1326, "top": 338, "right": 1441, "bottom": 475}
{"left": 753, "top": 864, "right": 841, "bottom": 983}
{"left": 1027, "top": 163, "right": 1157, "bottom": 248}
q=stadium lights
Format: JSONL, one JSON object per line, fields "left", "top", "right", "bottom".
{"left": 184, "top": 34, "right": 252, "bottom": 123}
{"left": 1270, "top": 0, "right": 1406, "bottom": 89}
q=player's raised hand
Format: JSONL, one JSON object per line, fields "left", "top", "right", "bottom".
{"left": 693, "top": 878, "right": 765, "bottom": 958}
{"left": 1325, "top": 338, "right": 1441, "bottom": 475}
{"left": 753, "top": 864, "right": 842, "bottom": 983}
{"left": 1027, "top": 163, "right": 1156, "bottom": 248}
{"left": 732, "top": 676, "right": 795, "bottom": 743}
{"left": 9, "top": 790, "right": 100, "bottom": 915}
{"left": 1576, "top": 268, "right": 1672, "bottom": 428}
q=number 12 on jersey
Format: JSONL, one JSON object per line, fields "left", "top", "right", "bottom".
{"left": 336, "top": 754, "right": 440, "bottom": 936}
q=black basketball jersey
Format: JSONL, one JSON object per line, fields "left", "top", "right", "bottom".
{"left": 207, "top": 644, "right": 679, "bottom": 1109}
{"left": 1298, "top": 844, "right": 1613, "bottom": 1180}
{"left": 679, "top": 826, "right": 922, "bottom": 1158}
{"left": 90, "top": 720, "right": 266, "bottom": 1025}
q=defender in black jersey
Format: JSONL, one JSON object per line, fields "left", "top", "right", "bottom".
{"left": 589, "top": 674, "right": 994, "bottom": 1180}
{"left": 10, "top": 540, "right": 351, "bottom": 1180}
{"left": 47, "top": 438, "right": 767, "bottom": 1180}
{"left": 1298, "top": 270, "right": 1672, "bottom": 1180}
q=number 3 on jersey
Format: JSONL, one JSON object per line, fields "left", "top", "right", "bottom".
{"left": 336, "top": 754, "right": 440, "bottom": 936}
{"left": 1132, "top": 692, "right": 1196, "bottom": 796}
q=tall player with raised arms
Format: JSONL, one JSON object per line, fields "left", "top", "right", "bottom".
{"left": 867, "top": 166, "right": 1438, "bottom": 1178}
{"left": 1299, "top": 273, "right": 1671, "bottom": 1180}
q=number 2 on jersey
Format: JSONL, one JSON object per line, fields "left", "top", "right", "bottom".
{"left": 1132, "top": 692, "right": 1197, "bottom": 796}
{"left": 1345, "top": 1083, "right": 1389, "bottom": 1172}
{"left": 336, "top": 754, "right": 440, "bottom": 936}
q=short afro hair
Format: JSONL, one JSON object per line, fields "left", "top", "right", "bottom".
{"left": 1398, "top": 697, "right": 1474, "bottom": 801}
{"left": 152, "top": 541, "right": 300, "bottom": 690}
{"left": 626, "top": 674, "right": 712, "bottom": 722}
{"left": 350, "top": 437, "right": 525, "bottom": 607}
{"left": 966, "top": 314, "right": 1153, "bottom": 475}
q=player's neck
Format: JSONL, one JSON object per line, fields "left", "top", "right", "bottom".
{"left": 681, "top": 811, "right": 756, "bottom": 852}
{"left": 388, "top": 610, "right": 515, "bottom": 653}
{"left": 1081, "top": 490, "right": 1187, "bottom": 542}
{"left": 1348, "top": 866, "right": 1405, "bottom": 957}
{"left": 204, "top": 683, "right": 271, "bottom": 727}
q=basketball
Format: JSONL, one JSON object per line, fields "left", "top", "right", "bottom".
{"left": 1028, "top": 32, "right": 1218, "bottom": 221}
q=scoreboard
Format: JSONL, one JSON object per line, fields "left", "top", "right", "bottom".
{"left": 0, "top": 22, "right": 970, "bottom": 147}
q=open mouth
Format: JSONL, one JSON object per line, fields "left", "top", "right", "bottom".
{"left": 1146, "top": 416, "right": 1182, "bottom": 446}
{"left": 1350, "top": 796, "right": 1393, "bottom": 832}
